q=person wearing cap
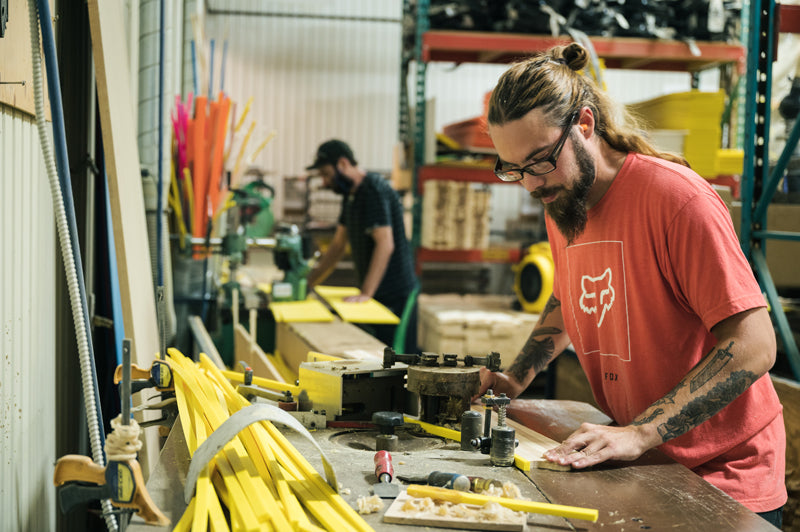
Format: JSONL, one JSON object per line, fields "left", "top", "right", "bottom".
{"left": 306, "top": 139, "right": 418, "bottom": 353}
{"left": 475, "top": 43, "right": 786, "bottom": 527}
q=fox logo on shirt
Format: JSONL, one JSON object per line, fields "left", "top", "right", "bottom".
{"left": 579, "top": 268, "right": 615, "bottom": 327}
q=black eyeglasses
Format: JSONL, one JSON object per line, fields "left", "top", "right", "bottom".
{"left": 494, "top": 111, "right": 579, "bottom": 182}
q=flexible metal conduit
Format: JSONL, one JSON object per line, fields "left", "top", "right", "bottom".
{"left": 28, "top": 1, "right": 117, "bottom": 530}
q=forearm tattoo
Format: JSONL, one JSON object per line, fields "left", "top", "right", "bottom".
{"left": 507, "top": 296, "right": 562, "bottom": 382}
{"left": 632, "top": 382, "right": 685, "bottom": 426}
{"left": 540, "top": 295, "right": 559, "bottom": 323}
{"left": 691, "top": 341, "right": 733, "bottom": 393}
{"left": 656, "top": 369, "right": 757, "bottom": 442}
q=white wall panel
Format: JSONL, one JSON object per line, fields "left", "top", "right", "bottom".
{"left": 0, "top": 104, "right": 56, "bottom": 532}
{"left": 203, "top": 1, "right": 402, "bottom": 182}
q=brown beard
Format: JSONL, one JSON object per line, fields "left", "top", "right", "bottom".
{"left": 538, "top": 131, "right": 595, "bottom": 244}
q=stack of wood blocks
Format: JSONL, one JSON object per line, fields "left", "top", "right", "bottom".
{"left": 417, "top": 294, "right": 539, "bottom": 369}
{"left": 421, "top": 180, "right": 491, "bottom": 250}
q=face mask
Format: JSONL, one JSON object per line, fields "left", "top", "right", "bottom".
{"left": 331, "top": 170, "right": 353, "bottom": 196}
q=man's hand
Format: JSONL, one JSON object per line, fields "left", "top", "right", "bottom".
{"left": 343, "top": 294, "right": 371, "bottom": 303}
{"left": 473, "top": 367, "right": 527, "bottom": 401}
{"left": 543, "top": 423, "right": 654, "bottom": 469}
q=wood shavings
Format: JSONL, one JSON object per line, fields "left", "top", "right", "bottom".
{"left": 398, "top": 496, "right": 523, "bottom": 523}
{"left": 356, "top": 494, "right": 385, "bottom": 514}
{"left": 483, "top": 481, "right": 522, "bottom": 500}
{"left": 402, "top": 496, "right": 435, "bottom": 513}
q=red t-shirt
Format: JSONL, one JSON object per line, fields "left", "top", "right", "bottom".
{"left": 547, "top": 153, "right": 786, "bottom": 512}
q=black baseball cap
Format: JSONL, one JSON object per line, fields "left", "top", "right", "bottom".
{"left": 306, "top": 139, "right": 355, "bottom": 170}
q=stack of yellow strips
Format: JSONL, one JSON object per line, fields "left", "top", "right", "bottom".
{"left": 314, "top": 285, "right": 400, "bottom": 324}
{"left": 167, "top": 348, "right": 374, "bottom": 532}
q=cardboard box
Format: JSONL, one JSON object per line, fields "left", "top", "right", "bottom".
{"left": 728, "top": 202, "right": 800, "bottom": 288}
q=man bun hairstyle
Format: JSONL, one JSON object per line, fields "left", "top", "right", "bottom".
{"left": 488, "top": 42, "right": 688, "bottom": 167}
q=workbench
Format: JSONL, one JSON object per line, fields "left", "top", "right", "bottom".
{"left": 129, "top": 399, "right": 776, "bottom": 531}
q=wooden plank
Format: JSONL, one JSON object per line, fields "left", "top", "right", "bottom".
{"left": 471, "top": 404, "right": 568, "bottom": 471}
{"left": 383, "top": 490, "right": 525, "bottom": 531}
{"left": 275, "top": 320, "right": 385, "bottom": 374}
{"left": 0, "top": 0, "right": 52, "bottom": 116}
{"left": 233, "top": 323, "right": 284, "bottom": 382}
{"left": 86, "top": 0, "right": 160, "bottom": 475}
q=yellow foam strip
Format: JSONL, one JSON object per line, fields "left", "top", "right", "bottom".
{"left": 174, "top": 497, "right": 195, "bottom": 532}
{"left": 174, "top": 376, "right": 197, "bottom": 453}
{"left": 193, "top": 468, "right": 210, "bottom": 532}
{"left": 403, "top": 416, "right": 461, "bottom": 442}
{"left": 207, "top": 491, "right": 230, "bottom": 532}
{"left": 269, "top": 300, "right": 335, "bottom": 323}
{"left": 189, "top": 356, "right": 297, "bottom": 531}
{"left": 403, "top": 413, "right": 532, "bottom": 470}
{"left": 175, "top": 351, "right": 373, "bottom": 531}
{"left": 270, "top": 350, "right": 298, "bottom": 383}
{"left": 282, "top": 471, "right": 356, "bottom": 532}
{"left": 202, "top": 359, "right": 310, "bottom": 529}
{"left": 193, "top": 405, "right": 210, "bottom": 532}
{"left": 314, "top": 285, "right": 360, "bottom": 301}
{"left": 307, "top": 351, "right": 341, "bottom": 362}
{"left": 221, "top": 444, "right": 276, "bottom": 526}
{"left": 242, "top": 421, "right": 308, "bottom": 530}
{"left": 260, "top": 421, "right": 371, "bottom": 532}
{"left": 222, "top": 369, "right": 301, "bottom": 396}
{"left": 514, "top": 455, "right": 532, "bottom": 471}
{"left": 406, "top": 484, "right": 599, "bottom": 522}
{"left": 329, "top": 299, "right": 399, "bottom": 324}
{"left": 216, "top": 455, "right": 262, "bottom": 532}
{"left": 210, "top": 471, "right": 230, "bottom": 515}
{"left": 172, "top": 358, "right": 265, "bottom": 531}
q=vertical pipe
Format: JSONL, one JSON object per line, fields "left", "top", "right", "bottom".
{"left": 33, "top": 0, "right": 106, "bottom": 454}
{"left": 157, "top": 0, "right": 166, "bottom": 287}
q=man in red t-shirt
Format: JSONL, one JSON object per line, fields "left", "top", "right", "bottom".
{"left": 477, "top": 43, "right": 786, "bottom": 526}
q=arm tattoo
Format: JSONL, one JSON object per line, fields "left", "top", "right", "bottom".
{"left": 540, "top": 295, "right": 560, "bottom": 323}
{"left": 508, "top": 328, "right": 560, "bottom": 381}
{"left": 631, "top": 382, "right": 685, "bottom": 426}
{"left": 656, "top": 369, "right": 757, "bottom": 442}
{"left": 691, "top": 341, "right": 734, "bottom": 393}
{"left": 507, "top": 295, "right": 562, "bottom": 382}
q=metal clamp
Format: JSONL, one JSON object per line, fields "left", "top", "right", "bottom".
{"left": 184, "top": 404, "right": 338, "bottom": 503}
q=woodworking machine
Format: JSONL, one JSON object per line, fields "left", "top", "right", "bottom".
{"left": 297, "top": 349, "right": 503, "bottom": 426}
{"left": 298, "top": 359, "right": 409, "bottom": 421}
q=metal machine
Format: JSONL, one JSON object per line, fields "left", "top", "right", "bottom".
{"left": 271, "top": 224, "right": 313, "bottom": 302}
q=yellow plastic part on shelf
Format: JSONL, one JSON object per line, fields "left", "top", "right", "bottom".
{"left": 627, "top": 90, "right": 733, "bottom": 178}
{"left": 715, "top": 148, "right": 744, "bottom": 175}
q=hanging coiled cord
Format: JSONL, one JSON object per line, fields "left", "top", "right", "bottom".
{"left": 27, "top": 1, "right": 118, "bottom": 530}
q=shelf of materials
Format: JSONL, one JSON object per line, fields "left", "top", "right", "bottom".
{"left": 417, "top": 164, "right": 507, "bottom": 193}
{"left": 417, "top": 246, "right": 521, "bottom": 265}
{"left": 407, "top": 12, "right": 747, "bottom": 269}
{"left": 422, "top": 30, "right": 746, "bottom": 74}
{"left": 417, "top": 164, "right": 525, "bottom": 265}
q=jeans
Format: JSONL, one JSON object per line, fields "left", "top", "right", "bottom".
{"left": 757, "top": 507, "right": 783, "bottom": 529}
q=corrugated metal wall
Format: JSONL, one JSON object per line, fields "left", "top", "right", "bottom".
{"left": 0, "top": 103, "right": 57, "bottom": 532}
